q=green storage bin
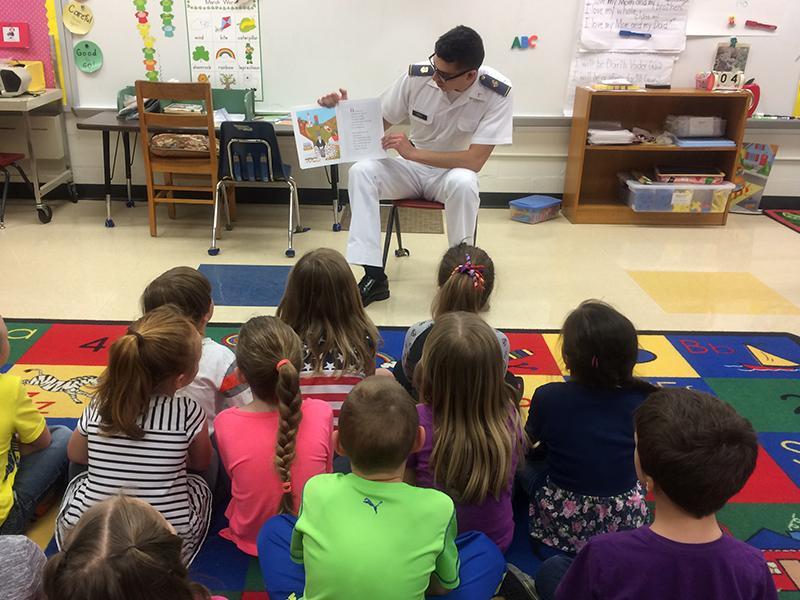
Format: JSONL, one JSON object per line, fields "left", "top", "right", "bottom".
{"left": 117, "top": 86, "right": 255, "bottom": 120}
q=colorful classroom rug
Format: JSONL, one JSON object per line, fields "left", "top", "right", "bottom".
{"left": 3, "top": 320, "right": 800, "bottom": 599}
{"left": 766, "top": 210, "right": 800, "bottom": 235}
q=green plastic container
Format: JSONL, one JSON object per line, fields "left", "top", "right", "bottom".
{"left": 117, "top": 86, "right": 255, "bottom": 120}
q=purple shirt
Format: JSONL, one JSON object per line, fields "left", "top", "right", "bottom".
{"left": 557, "top": 526, "right": 778, "bottom": 600}
{"left": 407, "top": 404, "right": 518, "bottom": 552}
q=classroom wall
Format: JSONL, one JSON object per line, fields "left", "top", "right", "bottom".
{"left": 0, "top": 0, "right": 56, "bottom": 88}
{"left": 28, "top": 116, "right": 800, "bottom": 200}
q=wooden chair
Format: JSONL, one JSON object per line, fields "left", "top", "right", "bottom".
{"left": 136, "top": 81, "right": 228, "bottom": 242}
{"left": 381, "top": 199, "right": 478, "bottom": 268}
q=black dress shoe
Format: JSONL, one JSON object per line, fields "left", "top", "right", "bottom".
{"left": 358, "top": 275, "right": 390, "bottom": 306}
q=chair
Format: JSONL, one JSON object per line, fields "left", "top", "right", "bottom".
{"left": 0, "top": 153, "right": 36, "bottom": 228}
{"left": 136, "top": 81, "right": 224, "bottom": 245}
{"left": 216, "top": 121, "right": 308, "bottom": 257}
{"left": 381, "top": 199, "right": 478, "bottom": 268}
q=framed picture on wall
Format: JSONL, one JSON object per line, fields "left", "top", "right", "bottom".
{"left": 0, "top": 22, "right": 31, "bottom": 48}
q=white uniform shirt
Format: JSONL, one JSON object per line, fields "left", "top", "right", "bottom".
{"left": 380, "top": 64, "right": 513, "bottom": 152}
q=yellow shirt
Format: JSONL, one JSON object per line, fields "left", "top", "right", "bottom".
{"left": 0, "top": 375, "right": 46, "bottom": 525}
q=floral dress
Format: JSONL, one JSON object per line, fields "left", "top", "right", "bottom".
{"left": 529, "top": 478, "right": 649, "bottom": 554}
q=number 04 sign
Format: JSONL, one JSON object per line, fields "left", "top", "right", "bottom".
{"left": 711, "top": 70, "right": 745, "bottom": 90}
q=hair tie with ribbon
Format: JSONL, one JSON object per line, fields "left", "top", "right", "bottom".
{"left": 276, "top": 359, "right": 291, "bottom": 372}
{"left": 450, "top": 253, "right": 486, "bottom": 291}
{"left": 281, "top": 480, "right": 292, "bottom": 493}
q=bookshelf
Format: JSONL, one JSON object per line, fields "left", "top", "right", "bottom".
{"left": 562, "top": 88, "right": 749, "bottom": 225}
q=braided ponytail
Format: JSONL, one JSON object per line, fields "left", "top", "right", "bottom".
{"left": 236, "top": 316, "right": 304, "bottom": 515}
{"left": 274, "top": 360, "right": 303, "bottom": 514}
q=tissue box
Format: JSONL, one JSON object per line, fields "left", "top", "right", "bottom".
{"left": 509, "top": 195, "right": 561, "bottom": 224}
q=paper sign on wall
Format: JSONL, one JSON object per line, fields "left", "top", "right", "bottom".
{"left": 564, "top": 52, "right": 676, "bottom": 116}
{"left": 74, "top": 40, "right": 102, "bottom": 73}
{"left": 185, "top": 0, "right": 263, "bottom": 99}
{"left": 580, "top": 0, "right": 689, "bottom": 52}
{"left": 63, "top": 1, "right": 94, "bottom": 35}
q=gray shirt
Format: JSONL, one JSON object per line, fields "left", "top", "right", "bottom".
{"left": 0, "top": 536, "right": 46, "bottom": 600}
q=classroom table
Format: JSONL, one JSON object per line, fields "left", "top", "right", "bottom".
{"left": 75, "top": 111, "right": 343, "bottom": 229}
{"left": 0, "top": 89, "right": 76, "bottom": 223}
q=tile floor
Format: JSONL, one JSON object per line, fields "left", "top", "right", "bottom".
{"left": 1, "top": 198, "right": 799, "bottom": 334}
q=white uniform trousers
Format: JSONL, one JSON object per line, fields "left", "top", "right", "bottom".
{"left": 346, "top": 157, "right": 480, "bottom": 267}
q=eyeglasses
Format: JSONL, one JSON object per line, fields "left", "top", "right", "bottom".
{"left": 428, "top": 54, "right": 472, "bottom": 81}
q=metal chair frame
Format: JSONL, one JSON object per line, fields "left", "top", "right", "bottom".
{"left": 381, "top": 199, "right": 478, "bottom": 268}
{"left": 213, "top": 136, "right": 304, "bottom": 257}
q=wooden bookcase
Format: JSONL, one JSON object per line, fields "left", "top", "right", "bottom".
{"left": 562, "top": 87, "right": 749, "bottom": 225}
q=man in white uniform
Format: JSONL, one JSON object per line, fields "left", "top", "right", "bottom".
{"left": 319, "top": 26, "right": 513, "bottom": 305}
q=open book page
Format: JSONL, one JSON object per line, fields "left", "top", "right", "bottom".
{"left": 291, "top": 98, "right": 387, "bottom": 169}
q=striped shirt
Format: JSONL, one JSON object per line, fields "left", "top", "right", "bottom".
{"left": 57, "top": 396, "right": 211, "bottom": 562}
{"left": 299, "top": 342, "right": 368, "bottom": 426}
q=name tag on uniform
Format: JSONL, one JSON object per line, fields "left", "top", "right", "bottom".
{"left": 411, "top": 110, "right": 428, "bottom": 121}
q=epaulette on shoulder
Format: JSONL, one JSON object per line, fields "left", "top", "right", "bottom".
{"left": 479, "top": 74, "right": 511, "bottom": 97}
{"left": 409, "top": 64, "right": 434, "bottom": 77}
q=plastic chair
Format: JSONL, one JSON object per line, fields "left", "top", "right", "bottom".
{"left": 0, "top": 153, "right": 37, "bottom": 228}
{"left": 381, "top": 199, "right": 478, "bottom": 267}
{"left": 216, "top": 121, "right": 308, "bottom": 257}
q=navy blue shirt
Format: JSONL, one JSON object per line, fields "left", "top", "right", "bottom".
{"left": 526, "top": 381, "right": 649, "bottom": 497}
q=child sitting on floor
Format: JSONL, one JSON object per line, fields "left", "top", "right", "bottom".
{"left": 0, "top": 314, "right": 71, "bottom": 535}
{"left": 45, "top": 495, "right": 226, "bottom": 600}
{"left": 256, "top": 376, "right": 506, "bottom": 600}
{"left": 276, "top": 248, "right": 380, "bottom": 424}
{"left": 56, "top": 306, "right": 213, "bottom": 565}
{"left": 393, "top": 243, "right": 512, "bottom": 398}
{"left": 524, "top": 300, "right": 655, "bottom": 554}
{"left": 141, "top": 266, "right": 252, "bottom": 433}
{"left": 214, "top": 316, "right": 334, "bottom": 556}
{"left": 408, "top": 311, "right": 525, "bottom": 552}
{"left": 536, "top": 388, "right": 778, "bottom": 600}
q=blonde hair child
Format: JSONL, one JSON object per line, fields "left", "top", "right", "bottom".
{"left": 408, "top": 311, "right": 524, "bottom": 552}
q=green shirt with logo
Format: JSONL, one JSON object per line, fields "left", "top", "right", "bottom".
{"left": 291, "top": 473, "right": 460, "bottom": 599}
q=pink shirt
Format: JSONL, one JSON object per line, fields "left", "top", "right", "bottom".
{"left": 214, "top": 399, "right": 334, "bottom": 555}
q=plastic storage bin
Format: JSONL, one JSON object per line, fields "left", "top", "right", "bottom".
{"left": 664, "top": 115, "right": 726, "bottom": 138}
{"left": 618, "top": 174, "right": 734, "bottom": 213}
{"left": 509, "top": 195, "right": 561, "bottom": 223}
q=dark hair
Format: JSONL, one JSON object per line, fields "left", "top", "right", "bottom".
{"left": 141, "top": 266, "right": 212, "bottom": 327}
{"left": 635, "top": 388, "right": 758, "bottom": 518}
{"left": 561, "top": 300, "right": 657, "bottom": 393}
{"left": 434, "top": 25, "right": 484, "bottom": 71}
{"left": 338, "top": 376, "right": 418, "bottom": 473}
{"left": 236, "top": 316, "right": 304, "bottom": 514}
{"left": 43, "top": 495, "right": 211, "bottom": 600}
{"left": 431, "top": 243, "right": 495, "bottom": 318}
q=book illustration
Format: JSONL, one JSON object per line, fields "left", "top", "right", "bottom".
{"left": 291, "top": 99, "right": 386, "bottom": 170}
{"left": 296, "top": 108, "right": 341, "bottom": 166}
